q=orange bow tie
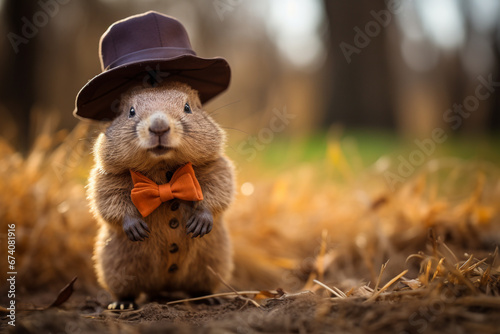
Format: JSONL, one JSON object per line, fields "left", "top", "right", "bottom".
{"left": 130, "top": 162, "right": 203, "bottom": 217}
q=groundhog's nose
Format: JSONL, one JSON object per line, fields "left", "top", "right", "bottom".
{"left": 149, "top": 116, "right": 170, "bottom": 137}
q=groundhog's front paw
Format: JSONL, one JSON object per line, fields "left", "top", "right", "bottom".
{"left": 123, "top": 215, "right": 150, "bottom": 242}
{"left": 186, "top": 208, "right": 213, "bottom": 238}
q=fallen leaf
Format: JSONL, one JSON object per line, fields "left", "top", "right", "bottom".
{"left": 48, "top": 276, "right": 78, "bottom": 308}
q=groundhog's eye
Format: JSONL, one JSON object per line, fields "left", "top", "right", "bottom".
{"left": 184, "top": 103, "right": 192, "bottom": 114}
{"left": 129, "top": 107, "right": 136, "bottom": 118}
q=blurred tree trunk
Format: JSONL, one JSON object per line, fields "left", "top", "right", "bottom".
{"left": 0, "top": 0, "right": 39, "bottom": 153}
{"left": 487, "top": 30, "right": 500, "bottom": 130}
{"left": 321, "top": 0, "right": 395, "bottom": 129}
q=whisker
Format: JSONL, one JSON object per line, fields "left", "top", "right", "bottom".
{"left": 220, "top": 126, "right": 250, "bottom": 136}
{"left": 206, "top": 100, "right": 241, "bottom": 116}
{"left": 225, "top": 143, "right": 239, "bottom": 153}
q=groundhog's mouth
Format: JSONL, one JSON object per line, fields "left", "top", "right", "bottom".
{"left": 147, "top": 145, "right": 172, "bottom": 156}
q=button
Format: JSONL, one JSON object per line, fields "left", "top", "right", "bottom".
{"left": 165, "top": 171, "right": 173, "bottom": 182}
{"left": 169, "top": 243, "right": 179, "bottom": 253}
{"left": 169, "top": 218, "right": 179, "bottom": 229}
{"left": 170, "top": 201, "right": 179, "bottom": 211}
{"left": 168, "top": 264, "right": 178, "bottom": 273}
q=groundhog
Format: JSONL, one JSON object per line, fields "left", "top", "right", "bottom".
{"left": 88, "top": 81, "right": 235, "bottom": 309}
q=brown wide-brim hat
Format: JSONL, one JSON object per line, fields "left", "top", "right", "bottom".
{"left": 74, "top": 11, "right": 230, "bottom": 121}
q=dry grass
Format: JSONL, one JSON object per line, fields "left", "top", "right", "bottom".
{"left": 0, "top": 123, "right": 99, "bottom": 295}
{"left": 0, "top": 124, "right": 499, "bottom": 332}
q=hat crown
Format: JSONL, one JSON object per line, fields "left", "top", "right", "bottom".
{"left": 75, "top": 11, "right": 230, "bottom": 121}
{"left": 99, "top": 11, "right": 194, "bottom": 71}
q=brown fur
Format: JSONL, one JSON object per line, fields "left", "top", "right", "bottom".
{"left": 88, "top": 81, "right": 235, "bottom": 304}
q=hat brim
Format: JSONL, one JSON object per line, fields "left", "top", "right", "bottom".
{"left": 74, "top": 54, "right": 230, "bottom": 121}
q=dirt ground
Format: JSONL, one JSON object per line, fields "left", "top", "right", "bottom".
{"left": 3, "top": 289, "right": 500, "bottom": 334}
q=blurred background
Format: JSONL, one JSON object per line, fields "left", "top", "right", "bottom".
{"left": 1, "top": 0, "right": 499, "bottom": 156}
{"left": 1, "top": 0, "right": 500, "bottom": 303}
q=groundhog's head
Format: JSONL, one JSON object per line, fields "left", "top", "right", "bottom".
{"left": 95, "top": 81, "right": 225, "bottom": 173}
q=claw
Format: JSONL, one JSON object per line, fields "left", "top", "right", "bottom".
{"left": 186, "top": 208, "right": 213, "bottom": 238}
{"left": 107, "top": 301, "right": 135, "bottom": 310}
{"left": 140, "top": 220, "right": 151, "bottom": 233}
{"left": 187, "top": 226, "right": 198, "bottom": 235}
{"left": 123, "top": 215, "right": 150, "bottom": 242}
{"left": 186, "top": 218, "right": 195, "bottom": 232}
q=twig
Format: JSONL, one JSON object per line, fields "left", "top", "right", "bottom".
{"left": 441, "top": 260, "right": 478, "bottom": 293}
{"left": 366, "top": 270, "right": 408, "bottom": 302}
{"left": 431, "top": 258, "right": 445, "bottom": 282}
{"left": 481, "top": 247, "right": 499, "bottom": 288}
{"left": 459, "top": 254, "right": 475, "bottom": 272}
{"left": 378, "top": 289, "right": 427, "bottom": 298}
{"left": 207, "top": 265, "right": 261, "bottom": 308}
{"left": 374, "top": 260, "right": 389, "bottom": 292}
{"left": 332, "top": 286, "right": 347, "bottom": 298}
{"left": 166, "top": 291, "right": 263, "bottom": 305}
{"left": 441, "top": 241, "right": 458, "bottom": 266}
{"left": 313, "top": 279, "right": 345, "bottom": 298}
{"left": 467, "top": 257, "right": 488, "bottom": 273}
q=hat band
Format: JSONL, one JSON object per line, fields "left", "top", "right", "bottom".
{"left": 105, "top": 47, "right": 197, "bottom": 70}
